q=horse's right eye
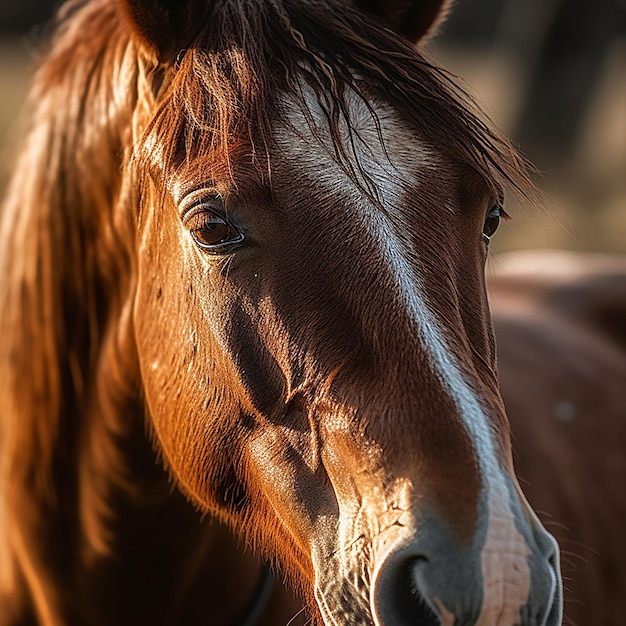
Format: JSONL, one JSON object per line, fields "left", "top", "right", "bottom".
{"left": 186, "top": 210, "right": 244, "bottom": 252}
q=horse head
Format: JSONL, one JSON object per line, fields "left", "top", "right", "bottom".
{"left": 121, "top": 0, "right": 562, "bottom": 622}
{"left": 0, "top": 0, "right": 562, "bottom": 623}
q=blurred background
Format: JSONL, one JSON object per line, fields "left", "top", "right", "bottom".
{"left": 0, "top": 0, "right": 624, "bottom": 254}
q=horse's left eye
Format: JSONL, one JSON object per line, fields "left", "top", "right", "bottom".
{"left": 187, "top": 211, "right": 243, "bottom": 252}
{"left": 482, "top": 204, "right": 503, "bottom": 244}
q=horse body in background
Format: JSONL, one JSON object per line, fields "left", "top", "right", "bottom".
{"left": 2, "top": 0, "right": 619, "bottom": 624}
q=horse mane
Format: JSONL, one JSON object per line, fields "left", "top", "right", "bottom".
{"left": 0, "top": 0, "right": 147, "bottom": 618}
{"left": 0, "top": 0, "right": 532, "bottom": 620}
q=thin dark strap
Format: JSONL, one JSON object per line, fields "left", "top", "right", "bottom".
{"left": 235, "top": 564, "right": 275, "bottom": 626}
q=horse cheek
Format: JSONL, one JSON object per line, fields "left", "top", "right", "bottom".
{"left": 133, "top": 236, "right": 246, "bottom": 511}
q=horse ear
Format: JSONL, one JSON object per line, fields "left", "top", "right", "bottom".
{"left": 118, "top": 0, "right": 213, "bottom": 62}
{"left": 352, "top": 0, "right": 453, "bottom": 43}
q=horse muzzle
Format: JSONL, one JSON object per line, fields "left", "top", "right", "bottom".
{"left": 371, "top": 520, "right": 561, "bottom": 626}
{"left": 313, "top": 505, "right": 562, "bottom": 626}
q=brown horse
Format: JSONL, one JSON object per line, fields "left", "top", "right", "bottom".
{"left": 0, "top": 0, "right": 564, "bottom": 624}
{"left": 490, "top": 250, "right": 626, "bottom": 626}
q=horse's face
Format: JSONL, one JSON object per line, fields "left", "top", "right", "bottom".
{"left": 133, "top": 86, "right": 559, "bottom": 623}
{"left": 125, "top": 1, "right": 561, "bottom": 624}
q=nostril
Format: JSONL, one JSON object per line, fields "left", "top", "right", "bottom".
{"left": 535, "top": 525, "right": 560, "bottom": 564}
{"left": 528, "top": 527, "right": 562, "bottom": 626}
{"left": 389, "top": 557, "right": 440, "bottom": 626}
{"left": 545, "top": 538, "right": 563, "bottom": 626}
{"left": 548, "top": 549, "right": 558, "bottom": 571}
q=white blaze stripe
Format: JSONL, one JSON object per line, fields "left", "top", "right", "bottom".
{"left": 277, "top": 85, "right": 532, "bottom": 620}
{"left": 359, "top": 182, "right": 532, "bottom": 625}
{"left": 477, "top": 482, "right": 532, "bottom": 625}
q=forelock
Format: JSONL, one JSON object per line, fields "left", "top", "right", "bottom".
{"left": 136, "top": 0, "right": 532, "bottom": 201}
